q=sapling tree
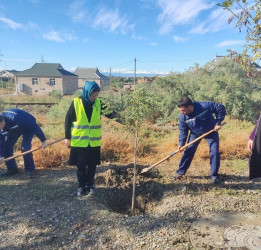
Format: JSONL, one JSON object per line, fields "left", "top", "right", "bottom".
{"left": 120, "top": 87, "right": 161, "bottom": 211}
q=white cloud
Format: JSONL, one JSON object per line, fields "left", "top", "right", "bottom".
{"left": 173, "top": 35, "right": 189, "bottom": 42}
{"left": 0, "top": 17, "right": 24, "bottom": 30}
{"left": 157, "top": 0, "right": 215, "bottom": 34}
{"left": 43, "top": 31, "right": 64, "bottom": 42}
{"left": 92, "top": 7, "right": 134, "bottom": 34}
{"left": 42, "top": 30, "right": 77, "bottom": 43}
{"left": 190, "top": 7, "right": 235, "bottom": 34}
{"left": 189, "top": 22, "right": 209, "bottom": 34}
{"left": 27, "top": 21, "right": 39, "bottom": 31}
{"left": 131, "top": 33, "right": 146, "bottom": 40}
{"left": 68, "top": 2, "right": 134, "bottom": 35}
{"left": 68, "top": 0, "right": 88, "bottom": 23}
{"left": 65, "top": 33, "right": 77, "bottom": 41}
{"left": 216, "top": 40, "right": 244, "bottom": 48}
{"left": 150, "top": 42, "right": 158, "bottom": 46}
{"left": 66, "top": 67, "right": 77, "bottom": 72}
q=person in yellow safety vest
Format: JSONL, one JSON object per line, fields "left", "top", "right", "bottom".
{"left": 65, "top": 81, "right": 101, "bottom": 197}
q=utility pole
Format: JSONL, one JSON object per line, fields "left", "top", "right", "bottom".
{"left": 110, "top": 67, "right": 111, "bottom": 86}
{"left": 134, "top": 58, "right": 136, "bottom": 90}
{"left": 0, "top": 51, "right": 3, "bottom": 95}
{"left": 41, "top": 55, "right": 45, "bottom": 63}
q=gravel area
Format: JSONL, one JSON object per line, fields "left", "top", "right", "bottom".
{"left": 0, "top": 160, "right": 261, "bottom": 249}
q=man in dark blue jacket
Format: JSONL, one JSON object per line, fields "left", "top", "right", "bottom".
{"left": 0, "top": 109, "right": 48, "bottom": 178}
{"left": 173, "top": 97, "right": 226, "bottom": 184}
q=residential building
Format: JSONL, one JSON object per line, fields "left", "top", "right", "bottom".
{"left": 15, "top": 63, "right": 78, "bottom": 96}
{"left": 136, "top": 77, "right": 155, "bottom": 84}
{"left": 0, "top": 70, "right": 18, "bottom": 80}
{"left": 123, "top": 83, "right": 135, "bottom": 91}
{"left": 74, "top": 67, "right": 110, "bottom": 90}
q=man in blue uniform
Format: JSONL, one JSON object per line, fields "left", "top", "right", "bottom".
{"left": 173, "top": 97, "right": 226, "bottom": 184}
{"left": 0, "top": 109, "right": 48, "bottom": 178}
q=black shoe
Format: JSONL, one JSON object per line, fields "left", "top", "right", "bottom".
{"left": 211, "top": 177, "right": 221, "bottom": 184}
{"left": 27, "top": 171, "right": 35, "bottom": 178}
{"left": 87, "top": 186, "right": 96, "bottom": 195}
{"left": 172, "top": 174, "right": 184, "bottom": 181}
{"left": 77, "top": 187, "right": 86, "bottom": 197}
{"left": 0, "top": 169, "right": 19, "bottom": 177}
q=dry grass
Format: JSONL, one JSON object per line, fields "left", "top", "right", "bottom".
{"left": 1, "top": 94, "right": 59, "bottom": 103}
{"left": 102, "top": 131, "right": 134, "bottom": 162}
{"left": 19, "top": 117, "right": 253, "bottom": 170}
{"left": 33, "top": 140, "right": 69, "bottom": 169}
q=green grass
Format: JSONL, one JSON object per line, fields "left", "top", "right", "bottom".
{"left": 223, "top": 159, "right": 249, "bottom": 170}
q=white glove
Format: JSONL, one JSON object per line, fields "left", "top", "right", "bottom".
{"left": 0, "top": 157, "right": 5, "bottom": 164}
{"left": 42, "top": 141, "right": 48, "bottom": 149}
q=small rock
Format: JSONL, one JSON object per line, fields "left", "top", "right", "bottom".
{"left": 77, "top": 234, "right": 86, "bottom": 241}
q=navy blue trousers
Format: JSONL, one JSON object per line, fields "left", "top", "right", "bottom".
{"left": 0, "top": 131, "right": 35, "bottom": 172}
{"left": 177, "top": 132, "right": 220, "bottom": 178}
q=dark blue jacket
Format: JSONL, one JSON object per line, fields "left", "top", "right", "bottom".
{"left": 179, "top": 102, "right": 226, "bottom": 145}
{"left": 0, "top": 109, "right": 46, "bottom": 142}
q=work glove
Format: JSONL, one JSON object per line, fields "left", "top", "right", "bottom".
{"left": 42, "top": 141, "right": 48, "bottom": 149}
{"left": 0, "top": 157, "right": 5, "bottom": 164}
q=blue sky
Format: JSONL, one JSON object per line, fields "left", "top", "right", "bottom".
{"left": 0, "top": 0, "right": 250, "bottom": 75}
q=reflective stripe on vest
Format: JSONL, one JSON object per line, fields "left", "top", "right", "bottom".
{"left": 71, "top": 98, "right": 101, "bottom": 147}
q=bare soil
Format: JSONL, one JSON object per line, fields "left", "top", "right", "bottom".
{"left": 0, "top": 159, "right": 261, "bottom": 250}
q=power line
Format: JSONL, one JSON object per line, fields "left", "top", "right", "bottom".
{"left": 110, "top": 60, "right": 134, "bottom": 69}
{"left": 138, "top": 57, "right": 213, "bottom": 63}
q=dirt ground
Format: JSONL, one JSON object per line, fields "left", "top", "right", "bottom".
{"left": 0, "top": 159, "right": 261, "bottom": 250}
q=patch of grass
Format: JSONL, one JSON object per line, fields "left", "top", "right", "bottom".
{"left": 223, "top": 188, "right": 239, "bottom": 195}
{"left": 1, "top": 95, "right": 61, "bottom": 103}
{"left": 223, "top": 159, "right": 249, "bottom": 170}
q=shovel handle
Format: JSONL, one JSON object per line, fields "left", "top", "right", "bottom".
{"left": 2, "top": 138, "right": 64, "bottom": 163}
{"left": 140, "top": 122, "right": 226, "bottom": 174}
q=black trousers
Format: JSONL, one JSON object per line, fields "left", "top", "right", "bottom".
{"left": 249, "top": 117, "right": 261, "bottom": 180}
{"left": 69, "top": 146, "right": 100, "bottom": 189}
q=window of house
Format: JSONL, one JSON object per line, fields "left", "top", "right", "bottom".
{"left": 49, "top": 79, "right": 55, "bottom": 86}
{"left": 32, "top": 78, "right": 38, "bottom": 85}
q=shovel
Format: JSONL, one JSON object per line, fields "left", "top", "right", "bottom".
{"left": 1, "top": 137, "right": 64, "bottom": 164}
{"left": 140, "top": 123, "right": 226, "bottom": 174}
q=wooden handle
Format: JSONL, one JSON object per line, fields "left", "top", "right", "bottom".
{"left": 3, "top": 138, "right": 64, "bottom": 163}
{"left": 45, "top": 138, "right": 64, "bottom": 147}
{"left": 140, "top": 122, "right": 226, "bottom": 174}
{"left": 140, "top": 150, "right": 179, "bottom": 174}
{"left": 180, "top": 122, "right": 226, "bottom": 151}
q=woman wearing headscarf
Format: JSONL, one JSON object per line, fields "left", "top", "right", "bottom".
{"left": 248, "top": 113, "right": 261, "bottom": 180}
{"left": 65, "top": 81, "right": 101, "bottom": 197}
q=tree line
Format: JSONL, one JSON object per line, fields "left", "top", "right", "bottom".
{"left": 101, "top": 59, "right": 261, "bottom": 125}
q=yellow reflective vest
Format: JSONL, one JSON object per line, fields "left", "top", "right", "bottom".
{"left": 71, "top": 97, "right": 101, "bottom": 147}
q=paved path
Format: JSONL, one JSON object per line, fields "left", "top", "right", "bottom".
{"left": 190, "top": 213, "right": 261, "bottom": 249}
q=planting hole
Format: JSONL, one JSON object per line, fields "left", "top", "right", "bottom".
{"left": 95, "top": 164, "right": 164, "bottom": 215}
